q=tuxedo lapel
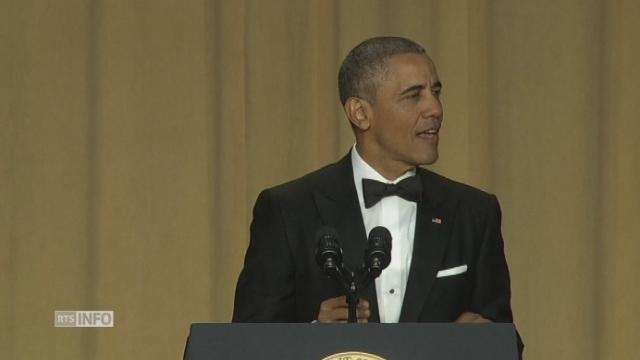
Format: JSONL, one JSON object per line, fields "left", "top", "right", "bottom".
{"left": 399, "top": 169, "right": 456, "bottom": 322}
{"left": 311, "top": 153, "right": 380, "bottom": 322}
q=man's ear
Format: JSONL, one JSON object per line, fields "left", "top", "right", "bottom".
{"left": 344, "top": 97, "right": 371, "bottom": 131}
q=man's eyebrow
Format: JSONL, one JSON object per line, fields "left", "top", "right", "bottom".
{"left": 399, "top": 84, "right": 426, "bottom": 96}
{"left": 399, "top": 81, "right": 443, "bottom": 96}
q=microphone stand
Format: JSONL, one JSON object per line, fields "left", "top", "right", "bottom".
{"left": 342, "top": 262, "right": 385, "bottom": 323}
{"left": 323, "top": 262, "right": 359, "bottom": 323}
{"left": 316, "top": 226, "right": 391, "bottom": 323}
{"left": 345, "top": 270, "right": 358, "bottom": 323}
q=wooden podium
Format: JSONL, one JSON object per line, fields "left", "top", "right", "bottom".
{"left": 184, "top": 323, "right": 519, "bottom": 359}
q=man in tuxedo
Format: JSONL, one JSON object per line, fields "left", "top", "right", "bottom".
{"left": 233, "top": 36, "right": 522, "bottom": 353}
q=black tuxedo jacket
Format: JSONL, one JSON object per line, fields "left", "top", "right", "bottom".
{"left": 233, "top": 153, "right": 515, "bottom": 325}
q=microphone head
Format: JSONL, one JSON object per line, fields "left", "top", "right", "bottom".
{"left": 365, "top": 226, "right": 392, "bottom": 271}
{"left": 314, "top": 226, "right": 343, "bottom": 269}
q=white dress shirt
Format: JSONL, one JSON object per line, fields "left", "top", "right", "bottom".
{"left": 351, "top": 145, "right": 417, "bottom": 323}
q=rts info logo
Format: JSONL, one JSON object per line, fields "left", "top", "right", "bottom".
{"left": 54, "top": 311, "right": 114, "bottom": 327}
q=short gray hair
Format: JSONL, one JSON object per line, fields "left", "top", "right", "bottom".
{"left": 338, "top": 36, "right": 426, "bottom": 105}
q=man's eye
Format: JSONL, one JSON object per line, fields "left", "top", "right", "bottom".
{"left": 409, "top": 92, "right": 420, "bottom": 98}
{"left": 432, "top": 88, "right": 442, "bottom": 96}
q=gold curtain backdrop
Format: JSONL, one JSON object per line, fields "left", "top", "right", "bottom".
{"left": 1, "top": 0, "right": 639, "bottom": 359}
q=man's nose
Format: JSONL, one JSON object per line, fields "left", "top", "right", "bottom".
{"left": 420, "top": 95, "right": 443, "bottom": 119}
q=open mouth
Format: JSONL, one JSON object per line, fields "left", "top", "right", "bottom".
{"left": 416, "top": 128, "right": 439, "bottom": 137}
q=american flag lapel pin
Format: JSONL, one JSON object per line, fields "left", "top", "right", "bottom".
{"left": 431, "top": 217, "right": 442, "bottom": 224}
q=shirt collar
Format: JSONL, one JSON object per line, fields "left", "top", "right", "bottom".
{"left": 351, "top": 144, "right": 417, "bottom": 187}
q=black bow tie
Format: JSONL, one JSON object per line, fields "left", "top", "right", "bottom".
{"left": 362, "top": 176, "right": 422, "bottom": 208}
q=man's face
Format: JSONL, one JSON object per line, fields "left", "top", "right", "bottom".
{"left": 367, "top": 53, "right": 443, "bottom": 169}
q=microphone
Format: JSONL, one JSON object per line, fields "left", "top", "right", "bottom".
{"left": 314, "top": 226, "right": 359, "bottom": 322}
{"left": 314, "top": 226, "right": 344, "bottom": 278}
{"left": 361, "top": 226, "right": 392, "bottom": 287}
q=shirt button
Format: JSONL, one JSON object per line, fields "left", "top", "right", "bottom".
{"left": 389, "top": 289, "right": 395, "bottom": 294}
